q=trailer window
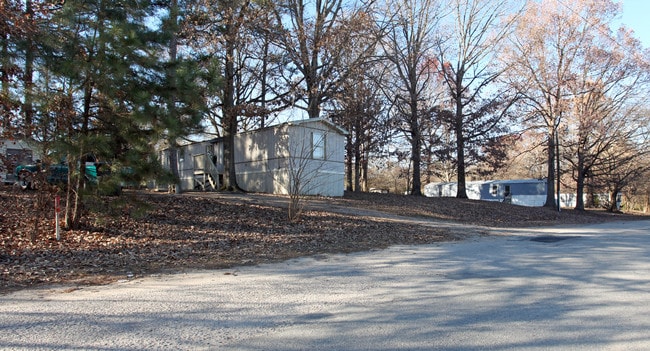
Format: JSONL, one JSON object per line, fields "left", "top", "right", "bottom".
{"left": 312, "top": 132, "right": 325, "bottom": 159}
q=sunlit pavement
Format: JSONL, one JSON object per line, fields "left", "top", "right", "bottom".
{"left": 1, "top": 220, "right": 650, "bottom": 350}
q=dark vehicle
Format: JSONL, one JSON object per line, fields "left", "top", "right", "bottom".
{"left": 14, "top": 161, "right": 98, "bottom": 190}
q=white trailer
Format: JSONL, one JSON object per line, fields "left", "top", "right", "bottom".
{"left": 424, "top": 179, "right": 548, "bottom": 207}
{"left": 160, "top": 118, "right": 348, "bottom": 197}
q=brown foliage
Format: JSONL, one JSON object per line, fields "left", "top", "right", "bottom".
{"left": 1, "top": 187, "right": 645, "bottom": 293}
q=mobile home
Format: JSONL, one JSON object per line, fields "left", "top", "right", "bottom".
{"left": 160, "top": 118, "right": 348, "bottom": 197}
{"left": 424, "top": 179, "right": 548, "bottom": 207}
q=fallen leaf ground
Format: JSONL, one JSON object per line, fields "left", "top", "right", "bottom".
{"left": 1, "top": 186, "right": 647, "bottom": 293}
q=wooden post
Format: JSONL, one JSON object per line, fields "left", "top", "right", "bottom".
{"left": 55, "top": 195, "right": 61, "bottom": 241}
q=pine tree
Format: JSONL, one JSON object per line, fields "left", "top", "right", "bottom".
{"left": 41, "top": 0, "right": 206, "bottom": 227}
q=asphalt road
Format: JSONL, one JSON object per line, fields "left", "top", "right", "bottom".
{"left": 1, "top": 220, "right": 649, "bottom": 351}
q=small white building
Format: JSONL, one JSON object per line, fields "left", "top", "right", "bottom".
{"left": 0, "top": 139, "right": 41, "bottom": 184}
{"left": 160, "top": 118, "right": 348, "bottom": 197}
{"left": 424, "top": 179, "right": 548, "bottom": 207}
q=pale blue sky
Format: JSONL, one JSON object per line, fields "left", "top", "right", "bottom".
{"left": 620, "top": 0, "right": 650, "bottom": 47}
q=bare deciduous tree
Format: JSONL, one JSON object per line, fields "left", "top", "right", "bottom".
{"left": 283, "top": 129, "right": 340, "bottom": 221}
{"left": 185, "top": 0, "right": 259, "bottom": 191}
{"left": 331, "top": 61, "right": 390, "bottom": 192}
{"left": 379, "top": 0, "right": 445, "bottom": 196}
{"left": 592, "top": 137, "right": 650, "bottom": 212}
{"left": 562, "top": 22, "right": 650, "bottom": 210}
{"left": 271, "top": 0, "right": 380, "bottom": 119}
{"left": 504, "top": 0, "right": 620, "bottom": 209}
{"left": 433, "top": 0, "right": 522, "bottom": 198}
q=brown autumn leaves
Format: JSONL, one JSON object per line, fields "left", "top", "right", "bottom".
{"left": 1, "top": 186, "right": 644, "bottom": 293}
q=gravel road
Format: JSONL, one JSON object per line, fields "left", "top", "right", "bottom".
{"left": 1, "top": 220, "right": 650, "bottom": 350}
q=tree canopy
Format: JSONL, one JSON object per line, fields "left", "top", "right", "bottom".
{"left": 2, "top": 0, "right": 649, "bottom": 211}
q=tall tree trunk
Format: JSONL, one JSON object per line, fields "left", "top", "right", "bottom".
{"left": 71, "top": 150, "right": 84, "bottom": 229}
{"left": 259, "top": 36, "right": 269, "bottom": 129}
{"left": 455, "top": 94, "right": 467, "bottom": 198}
{"left": 222, "top": 19, "right": 241, "bottom": 191}
{"left": 410, "top": 105, "right": 422, "bottom": 195}
{"left": 167, "top": 0, "right": 182, "bottom": 193}
{"left": 453, "top": 69, "right": 468, "bottom": 199}
{"left": 67, "top": 82, "right": 92, "bottom": 229}
{"left": 544, "top": 127, "right": 556, "bottom": 208}
{"left": 405, "top": 79, "right": 422, "bottom": 196}
{"left": 23, "top": 0, "right": 34, "bottom": 135}
{"left": 63, "top": 151, "right": 72, "bottom": 228}
{"left": 361, "top": 147, "right": 369, "bottom": 192}
{"left": 354, "top": 122, "right": 361, "bottom": 192}
{"left": 607, "top": 189, "right": 620, "bottom": 212}
{"left": 345, "top": 133, "right": 353, "bottom": 191}
{"left": 354, "top": 145, "right": 361, "bottom": 192}
{"left": 307, "top": 49, "right": 320, "bottom": 119}
{"left": 411, "top": 138, "right": 422, "bottom": 195}
{"left": 575, "top": 175, "right": 585, "bottom": 210}
{"left": 455, "top": 120, "right": 467, "bottom": 199}
{"left": 168, "top": 149, "right": 181, "bottom": 193}
{"left": 574, "top": 153, "right": 586, "bottom": 210}
{"left": 1, "top": 0, "right": 10, "bottom": 98}
{"left": 307, "top": 96, "right": 320, "bottom": 118}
